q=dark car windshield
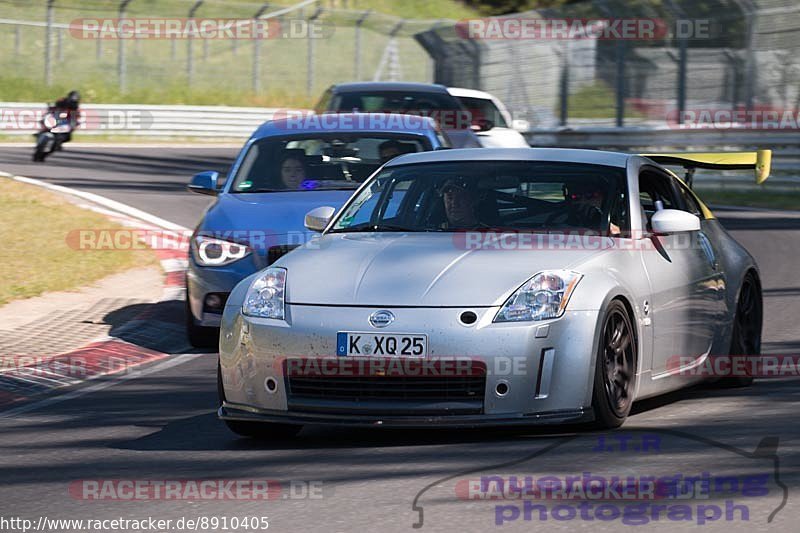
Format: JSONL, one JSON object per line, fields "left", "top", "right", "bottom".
{"left": 331, "top": 91, "right": 462, "bottom": 113}
{"left": 454, "top": 96, "right": 509, "bottom": 128}
{"left": 330, "top": 161, "right": 628, "bottom": 234}
{"left": 229, "top": 134, "right": 429, "bottom": 193}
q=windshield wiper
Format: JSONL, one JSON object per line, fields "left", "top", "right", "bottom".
{"left": 236, "top": 188, "right": 280, "bottom": 193}
{"left": 333, "top": 223, "right": 418, "bottom": 233}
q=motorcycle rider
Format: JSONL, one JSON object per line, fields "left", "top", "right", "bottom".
{"left": 46, "top": 90, "right": 82, "bottom": 148}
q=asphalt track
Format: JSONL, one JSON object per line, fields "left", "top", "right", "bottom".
{"left": 0, "top": 145, "right": 799, "bottom": 532}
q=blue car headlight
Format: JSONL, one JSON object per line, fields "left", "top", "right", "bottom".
{"left": 192, "top": 235, "right": 250, "bottom": 266}
{"left": 242, "top": 268, "right": 286, "bottom": 320}
{"left": 494, "top": 270, "right": 583, "bottom": 323}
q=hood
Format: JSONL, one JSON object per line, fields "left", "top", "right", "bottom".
{"left": 280, "top": 232, "right": 611, "bottom": 307}
{"left": 200, "top": 190, "right": 354, "bottom": 238}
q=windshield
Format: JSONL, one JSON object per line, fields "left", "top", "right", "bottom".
{"left": 229, "top": 134, "right": 430, "bottom": 193}
{"left": 454, "top": 96, "right": 509, "bottom": 128}
{"left": 331, "top": 91, "right": 462, "bottom": 113}
{"left": 330, "top": 161, "right": 628, "bottom": 234}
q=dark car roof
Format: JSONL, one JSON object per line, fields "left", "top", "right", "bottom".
{"left": 329, "top": 82, "right": 450, "bottom": 94}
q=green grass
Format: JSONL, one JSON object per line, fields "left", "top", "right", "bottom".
{"left": 0, "top": 0, "right": 443, "bottom": 107}
{"left": 695, "top": 189, "right": 800, "bottom": 211}
{"left": 565, "top": 82, "right": 644, "bottom": 120}
{"left": 0, "top": 0, "right": 477, "bottom": 21}
{"left": 0, "top": 178, "right": 157, "bottom": 305}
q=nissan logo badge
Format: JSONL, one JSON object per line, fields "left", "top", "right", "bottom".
{"left": 368, "top": 310, "right": 395, "bottom": 328}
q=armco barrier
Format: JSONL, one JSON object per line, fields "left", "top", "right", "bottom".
{"left": 0, "top": 103, "right": 309, "bottom": 138}
{"left": 3, "top": 102, "right": 800, "bottom": 175}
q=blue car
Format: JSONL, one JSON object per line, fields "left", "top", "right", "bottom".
{"left": 185, "top": 112, "right": 449, "bottom": 346}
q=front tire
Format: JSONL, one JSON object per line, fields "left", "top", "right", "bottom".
{"left": 185, "top": 296, "right": 219, "bottom": 349}
{"left": 591, "top": 300, "right": 637, "bottom": 428}
{"left": 217, "top": 361, "right": 302, "bottom": 439}
{"left": 33, "top": 136, "right": 48, "bottom": 162}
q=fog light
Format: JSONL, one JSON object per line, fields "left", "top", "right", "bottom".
{"left": 205, "top": 294, "right": 223, "bottom": 309}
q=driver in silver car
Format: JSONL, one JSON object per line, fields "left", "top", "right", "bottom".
{"left": 439, "top": 177, "right": 483, "bottom": 229}
{"left": 565, "top": 182, "right": 621, "bottom": 235}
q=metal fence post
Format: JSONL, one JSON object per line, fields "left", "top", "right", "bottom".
{"left": 187, "top": 1, "right": 203, "bottom": 88}
{"left": 44, "top": 0, "right": 54, "bottom": 85}
{"left": 664, "top": 0, "right": 688, "bottom": 124}
{"left": 559, "top": 45, "right": 569, "bottom": 127}
{"left": 252, "top": 3, "right": 271, "bottom": 94}
{"left": 307, "top": 6, "right": 322, "bottom": 96}
{"left": 741, "top": 1, "right": 757, "bottom": 111}
{"left": 354, "top": 10, "right": 370, "bottom": 80}
{"left": 676, "top": 36, "right": 687, "bottom": 125}
{"left": 118, "top": 0, "right": 132, "bottom": 92}
{"left": 615, "top": 40, "right": 626, "bottom": 127}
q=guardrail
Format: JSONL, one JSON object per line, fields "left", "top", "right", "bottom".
{"left": 2, "top": 102, "right": 800, "bottom": 175}
{"left": 0, "top": 103, "right": 307, "bottom": 138}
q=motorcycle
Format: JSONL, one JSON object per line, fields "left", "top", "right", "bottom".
{"left": 33, "top": 109, "right": 75, "bottom": 162}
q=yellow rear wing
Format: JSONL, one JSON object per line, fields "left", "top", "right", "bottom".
{"left": 640, "top": 150, "right": 771, "bottom": 187}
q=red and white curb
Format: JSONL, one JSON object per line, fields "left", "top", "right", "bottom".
{"left": 0, "top": 171, "right": 197, "bottom": 413}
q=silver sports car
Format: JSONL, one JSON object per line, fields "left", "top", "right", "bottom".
{"left": 218, "top": 148, "right": 767, "bottom": 437}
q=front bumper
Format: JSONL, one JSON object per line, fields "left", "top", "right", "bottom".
{"left": 219, "top": 304, "right": 604, "bottom": 423}
{"left": 219, "top": 403, "right": 593, "bottom": 428}
{"left": 186, "top": 260, "right": 250, "bottom": 327}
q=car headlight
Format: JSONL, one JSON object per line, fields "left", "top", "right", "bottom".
{"left": 242, "top": 268, "right": 286, "bottom": 319}
{"left": 192, "top": 235, "right": 250, "bottom": 266}
{"left": 494, "top": 270, "right": 583, "bottom": 323}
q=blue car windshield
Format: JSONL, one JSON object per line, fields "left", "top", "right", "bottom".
{"left": 330, "top": 161, "right": 629, "bottom": 234}
{"left": 229, "top": 134, "right": 429, "bottom": 193}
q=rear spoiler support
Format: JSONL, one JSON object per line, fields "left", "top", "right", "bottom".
{"left": 640, "top": 150, "right": 771, "bottom": 188}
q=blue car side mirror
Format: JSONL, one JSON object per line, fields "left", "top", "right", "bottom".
{"left": 188, "top": 171, "right": 220, "bottom": 196}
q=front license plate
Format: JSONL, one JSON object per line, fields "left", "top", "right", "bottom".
{"left": 337, "top": 332, "right": 427, "bottom": 357}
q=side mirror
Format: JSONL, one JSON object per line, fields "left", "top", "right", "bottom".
{"left": 511, "top": 119, "right": 531, "bottom": 131}
{"left": 304, "top": 206, "right": 336, "bottom": 232}
{"left": 651, "top": 209, "right": 700, "bottom": 234}
{"left": 188, "top": 171, "right": 220, "bottom": 196}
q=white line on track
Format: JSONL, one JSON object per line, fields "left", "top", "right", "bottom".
{"left": 0, "top": 169, "right": 201, "bottom": 417}
{"left": 3, "top": 172, "right": 188, "bottom": 231}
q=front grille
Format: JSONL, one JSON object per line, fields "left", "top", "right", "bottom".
{"left": 267, "top": 244, "right": 300, "bottom": 265}
{"left": 285, "top": 359, "right": 487, "bottom": 415}
{"left": 287, "top": 375, "right": 486, "bottom": 401}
